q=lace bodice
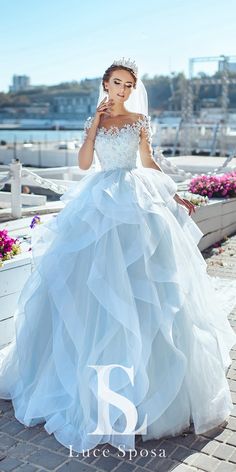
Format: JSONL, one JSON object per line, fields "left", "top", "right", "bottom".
{"left": 82, "top": 115, "right": 152, "bottom": 171}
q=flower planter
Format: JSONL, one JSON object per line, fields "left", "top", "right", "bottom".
{"left": 192, "top": 197, "right": 236, "bottom": 250}
{"left": 0, "top": 252, "right": 32, "bottom": 349}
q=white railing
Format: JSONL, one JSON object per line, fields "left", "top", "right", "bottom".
{"left": 153, "top": 147, "right": 236, "bottom": 180}
{"left": 0, "top": 159, "right": 68, "bottom": 218}
{"left": 1, "top": 152, "right": 236, "bottom": 219}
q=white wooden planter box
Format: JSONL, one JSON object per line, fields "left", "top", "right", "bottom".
{"left": 0, "top": 253, "right": 32, "bottom": 349}
{"left": 192, "top": 197, "right": 236, "bottom": 251}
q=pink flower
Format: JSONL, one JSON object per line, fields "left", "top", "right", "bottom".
{"left": 0, "top": 228, "right": 21, "bottom": 264}
{"left": 188, "top": 172, "right": 236, "bottom": 199}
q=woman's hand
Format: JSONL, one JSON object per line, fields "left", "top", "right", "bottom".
{"left": 174, "top": 193, "right": 196, "bottom": 216}
{"left": 78, "top": 97, "right": 114, "bottom": 170}
{"left": 94, "top": 97, "right": 114, "bottom": 124}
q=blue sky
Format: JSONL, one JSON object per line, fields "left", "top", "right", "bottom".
{"left": 1, "top": 0, "right": 235, "bottom": 92}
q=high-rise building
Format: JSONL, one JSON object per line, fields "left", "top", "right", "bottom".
{"left": 9, "top": 75, "right": 31, "bottom": 92}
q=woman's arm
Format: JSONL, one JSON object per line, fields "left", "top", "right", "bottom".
{"left": 78, "top": 97, "right": 114, "bottom": 170}
{"left": 78, "top": 117, "right": 99, "bottom": 170}
{"left": 139, "top": 129, "right": 163, "bottom": 172}
{"left": 139, "top": 115, "right": 165, "bottom": 172}
{"left": 139, "top": 116, "right": 196, "bottom": 216}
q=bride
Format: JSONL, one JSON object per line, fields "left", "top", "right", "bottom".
{"left": 0, "top": 58, "right": 236, "bottom": 455}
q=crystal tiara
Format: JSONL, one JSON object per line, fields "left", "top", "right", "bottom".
{"left": 111, "top": 57, "right": 138, "bottom": 75}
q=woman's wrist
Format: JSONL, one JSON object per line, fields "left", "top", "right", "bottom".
{"left": 93, "top": 114, "right": 101, "bottom": 127}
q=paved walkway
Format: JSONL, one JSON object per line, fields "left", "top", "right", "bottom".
{"left": 0, "top": 234, "right": 236, "bottom": 472}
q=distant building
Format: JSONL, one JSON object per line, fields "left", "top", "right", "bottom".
{"left": 53, "top": 91, "right": 98, "bottom": 119}
{"left": 9, "top": 75, "right": 31, "bottom": 93}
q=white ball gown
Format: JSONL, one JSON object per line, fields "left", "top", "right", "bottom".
{"left": 0, "top": 115, "right": 236, "bottom": 454}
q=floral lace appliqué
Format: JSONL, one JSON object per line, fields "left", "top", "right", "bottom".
{"left": 83, "top": 115, "right": 152, "bottom": 144}
{"left": 82, "top": 115, "right": 153, "bottom": 171}
{"left": 97, "top": 116, "right": 152, "bottom": 142}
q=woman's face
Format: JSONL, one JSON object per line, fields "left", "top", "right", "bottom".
{"left": 104, "top": 69, "right": 135, "bottom": 103}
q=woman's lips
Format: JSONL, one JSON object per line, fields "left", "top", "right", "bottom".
{"left": 117, "top": 94, "right": 124, "bottom": 97}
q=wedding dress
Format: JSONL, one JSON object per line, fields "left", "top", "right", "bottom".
{"left": 0, "top": 114, "right": 236, "bottom": 454}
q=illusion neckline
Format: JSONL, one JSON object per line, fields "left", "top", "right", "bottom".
{"left": 96, "top": 115, "right": 147, "bottom": 136}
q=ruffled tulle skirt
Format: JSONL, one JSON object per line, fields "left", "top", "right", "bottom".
{"left": 0, "top": 166, "right": 236, "bottom": 453}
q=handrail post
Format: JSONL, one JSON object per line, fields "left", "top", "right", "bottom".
{"left": 10, "top": 158, "right": 22, "bottom": 218}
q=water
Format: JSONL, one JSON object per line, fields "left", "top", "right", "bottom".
{"left": 0, "top": 129, "right": 84, "bottom": 144}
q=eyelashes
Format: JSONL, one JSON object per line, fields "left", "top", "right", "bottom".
{"left": 114, "top": 80, "right": 133, "bottom": 88}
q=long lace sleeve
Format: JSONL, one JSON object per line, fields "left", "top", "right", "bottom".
{"left": 140, "top": 115, "right": 153, "bottom": 145}
{"left": 81, "top": 116, "right": 94, "bottom": 144}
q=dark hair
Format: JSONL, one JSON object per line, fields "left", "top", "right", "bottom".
{"left": 102, "top": 65, "right": 137, "bottom": 92}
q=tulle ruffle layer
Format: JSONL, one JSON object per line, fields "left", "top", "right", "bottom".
{"left": 0, "top": 167, "right": 236, "bottom": 453}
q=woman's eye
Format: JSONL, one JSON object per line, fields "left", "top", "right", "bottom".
{"left": 113, "top": 81, "right": 132, "bottom": 88}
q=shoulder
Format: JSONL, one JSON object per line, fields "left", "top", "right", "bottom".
{"left": 135, "top": 113, "right": 151, "bottom": 125}
{"left": 130, "top": 112, "right": 148, "bottom": 122}
{"left": 84, "top": 116, "right": 94, "bottom": 130}
{"left": 123, "top": 112, "right": 151, "bottom": 128}
{"left": 138, "top": 113, "right": 150, "bottom": 121}
{"left": 125, "top": 112, "right": 149, "bottom": 123}
{"left": 135, "top": 114, "right": 151, "bottom": 131}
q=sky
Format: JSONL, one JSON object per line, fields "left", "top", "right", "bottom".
{"left": 1, "top": 0, "right": 236, "bottom": 92}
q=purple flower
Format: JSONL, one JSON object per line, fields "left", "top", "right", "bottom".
{"left": 30, "top": 215, "right": 41, "bottom": 229}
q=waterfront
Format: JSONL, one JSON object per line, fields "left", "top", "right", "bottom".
{"left": 1, "top": 119, "right": 236, "bottom": 157}
{"left": 0, "top": 129, "right": 83, "bottom": 144}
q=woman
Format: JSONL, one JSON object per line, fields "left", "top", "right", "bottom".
{"left": 0, "top": 58, "right": 236, "bottom": 455}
